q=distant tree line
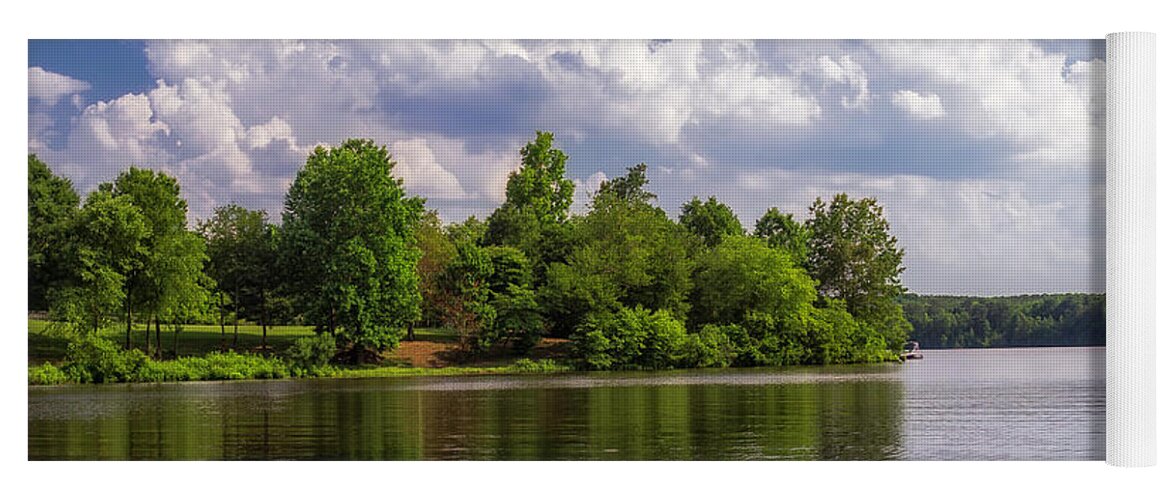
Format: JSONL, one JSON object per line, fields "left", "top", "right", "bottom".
{"left": 29, "top": 132, "right": 916, "bottom": 369}
{"left": 899, "top": 294, "right": 1105, "bottom": 348}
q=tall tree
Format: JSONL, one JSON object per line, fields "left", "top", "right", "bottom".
{"left": 281, "top": 139, "right": 424, "bottom": 361}
{"left": 804, "top": 194, "right": 909, "bottom": 348}
{"left": 52, "top": 191, "right": 150, "bottom": 334}
{"left": 100, "top": 168, "right": 202, "bottom": 352}
{"left": 679, "top": 196, "right": 743, "bottom": 247}
{"left": 484, "top": 131, "right": 575, "bottom": 282}
{"left": 199, "top": 205, "right": 276, "bottom": 350}
{"left": 754, "top": 207, "right": 811, "bottom": 265}
{"left": 28, "top": 155, "right": 80, "bottom": 311}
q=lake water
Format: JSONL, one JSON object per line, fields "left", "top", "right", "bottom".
{"left": 28, "top": 347, "right": 1104, "bottom": 460}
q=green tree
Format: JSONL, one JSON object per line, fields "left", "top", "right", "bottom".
{"left": 754, "top": 207, "right": 810, "bottom": 265}
{"left": 484, "top": 131, "right": 576, "bottom": 282}
{"left": 198, "top": 205, "right": 278, "bottom": 350}
{"left": 597, "top": 163, "right": 655, "bottom": 205}
{"left": 437, "top": 244, "right": 543, "bottom": 353}
{"left": 100, "top": 168, "right": 205, "bottom": 354}
{"left": 805, "top": 194, "right": 909, "bottom": 349}
{"left": 28, "top": 155, "right": 80, "bottom": 311}
{"left": 446, "top": 216, "right": 487, "bottom": 247}
{"left": 52, "top": 191, "right": 150, "bottom": 334}
{"left": 414, "top": 211, "right": 457, "bottom": 334}
{"left": 679, "top": 196, "right": 744, "bottom": 247}
{"left": 543, "top": 165, "right": 696, "bottom": 337}
{"left": 281, "top": 139, "right": 424, "bottom": 360}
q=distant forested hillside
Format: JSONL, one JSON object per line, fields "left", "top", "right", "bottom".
{"left": 899, "top": 294, "right": 1105, "bottom": 348}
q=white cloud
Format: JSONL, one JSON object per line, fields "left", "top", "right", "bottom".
{"left": 796, "top": 55, "right": 871, "bottom": 109}
{"left": 390, "top": 138, "right": 468, "bottom": 200}
{"left": 28, "top": 67, "right": 90, "bottom": 106}
{"left": 868, "top": 40, "right": 1104, "bottom": 168}
{"left": 890, "top": 90, "right": 945, "bottom": 119}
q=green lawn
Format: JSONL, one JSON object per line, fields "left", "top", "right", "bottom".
{"left": 28, "top": 319, "right": 456, "bottom": 364}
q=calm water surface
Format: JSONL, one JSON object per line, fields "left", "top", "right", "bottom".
{"left": 28, "top": 347, "right": 1104, "bottom": 460}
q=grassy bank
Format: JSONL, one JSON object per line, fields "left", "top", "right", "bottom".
{"left": 28, "top": 320, "right": 571, "bottom": 386}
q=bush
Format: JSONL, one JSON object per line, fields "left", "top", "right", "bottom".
{"left": 680, "top": 325, "right": 738, "bottom": 368}
{"left": 510, "top": 358, "right": 570, "bottom": 373}
{"left": 135, "top": 353, "right": 290, "bottom": 382}
{"left": 572, "top": 307, "right": 688, "bottom": 370}
{"left": 284, "top": 334, "right": 338, "bottom": 375}
{"left": 28, "top": 363, "right": 70, "bottom": 385}
{"left": 62, "top": 333, "right": 150, "bottom": 383}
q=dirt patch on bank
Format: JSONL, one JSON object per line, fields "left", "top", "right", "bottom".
{"left": 387, "top": 337, "right": 571, "bottom": 368}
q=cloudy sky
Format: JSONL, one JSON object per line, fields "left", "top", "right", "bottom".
{"left": 28, "top": 39, "right": 1104, "bottom": 296}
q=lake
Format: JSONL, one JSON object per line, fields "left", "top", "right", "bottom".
{"left": 27, "top": 346, "right": 1104, "bottom": 460}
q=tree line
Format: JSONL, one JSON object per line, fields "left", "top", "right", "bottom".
{"left": 899, "top": 294, "right": 1105, "bottom": 348}
{"left": 29, "top": 132, "right": 915, "bottom": 370}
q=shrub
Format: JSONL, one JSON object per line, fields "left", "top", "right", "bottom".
{"left": 284, "top": 334, "right": 338, "bottom": 375}
{"left": 28, "top": 363, "right": 70, "bottom": 385}
{"left": 510, "top": 358, "right": 570, "bottom": 373}
{"left": 62, "top": 333, "right": 150, "bottom": 383}
{"left": 680, "top": 325, "right": 738, "bottom": 368}
{"left": 572, "top": 306, "right": 688, "bottom": 370}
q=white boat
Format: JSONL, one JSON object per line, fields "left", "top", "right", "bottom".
{"left": 902, "top": 341, "right": 923, "bottom": 360}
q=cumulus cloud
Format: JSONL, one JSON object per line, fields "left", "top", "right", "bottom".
{"left": 28, "top": 67, "right": 90, "bottom": 106}
{"left": 890, "top": 90, "right": 945, "bottom": 119}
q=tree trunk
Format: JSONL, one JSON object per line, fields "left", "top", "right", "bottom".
{"left": 125, "top": 293, "right": 132, "bottom": 349}
{"left": 233, "top": 286, "right": 240, "bottom": 349}
{"left": 172, "top": 324, "right": 179, "bottom": 357}
{"left": 155, "top": 317, "right": 162, "bottom": 360}
{"left": 260, "top": 289, "right": 268, "bottom": 351}
{"left": 407, "top": 323, "right": 416, "bottom": 341}
{"left": 145, "top": 313, "right": 152, "bottom": 356}
{"left": 218, "top": 292, "right": 226, "bottom": 351}
{"left": 329, "top": 304, "right": 336, "bottom": 336}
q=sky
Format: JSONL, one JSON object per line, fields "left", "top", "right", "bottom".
{"left": 27, "top": 39, "right": 1105, "bottom": 296}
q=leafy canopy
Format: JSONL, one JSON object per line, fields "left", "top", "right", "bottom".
{"left": 281, "top": 139, "right": 425, "bottom": 357}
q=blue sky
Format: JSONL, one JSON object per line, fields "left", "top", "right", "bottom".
{"left": 28, "top": 40, "right": 1105, "bottom": 295}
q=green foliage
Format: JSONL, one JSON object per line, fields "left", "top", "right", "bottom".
{"left": 199, "top": 205, "right": 277, "bottom": 328}
{"left": 284, "top": 334, "right": 339, "bottom": 374}
{"left": 446, "top": 216, "right": 488, "bottom": 247}
{"left": 437, "top": 244, "right": 542, "bottom": 352}
{"left": 28, "top": 155, "right": 80, "bottom": 311}
{"left": 62, "top": 333, "right": 150, "bottom": 383}
{"left": 509, "top": 358, "right": 571, "bottom": 374}
{"left": 900, "top": 294, "right": 1106, "bottom": 348}
{"left": 805, "top": 194, "right": 909, "bottom": 349}
{"left": 51, "top": 191, "right": 150, "bottom": 333}
{"left": 543, "top": 168, "right": 695, "bottom": 337}
{"left": 572, "top": 307, "right": 689, "bottom": 370}
{"left": 679, "top": 325, "right": 738, "bottom": 368}
{"left": 691, "top": 236, "right": 817, "bottom": 328}
{"left": 415, "top": 211, "right": 457, "bottom": 327}
{"left": 98, "top": 167, "right": 209, "bottom": 354}
{"left": 679, "top": 196, "right": 744, "bottom": 247}
{"left": 281, "top": 139, "right": 425, "bottom": 357}
{"left": 484, "top": 132, "right": 576, "bottom": 283}
{"left": 754, "top": 207, "right": 810, "bottom": 265}
{"left": 28, "top": 363, "right": 70, "bottom": 385}
{"left": 51, "top": 332, "right": 290, "bottom": 384}
{"left": 596, "top": 163, "right": 656, "bottom": 205}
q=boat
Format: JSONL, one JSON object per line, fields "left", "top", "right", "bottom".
{"left": 901, "top": 341, "right": 923, "bottom": 360}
